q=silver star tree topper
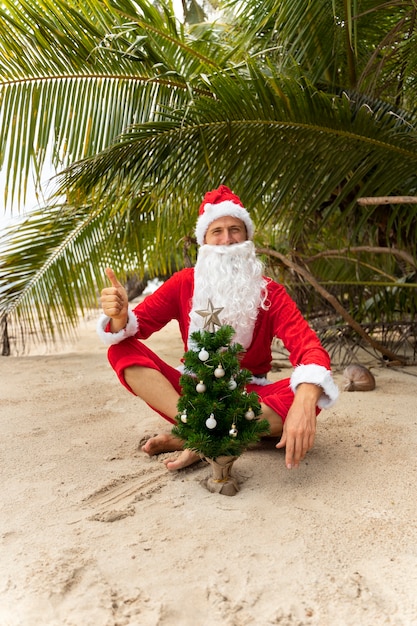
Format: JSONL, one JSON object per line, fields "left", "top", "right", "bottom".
{"left": 195, "top": 299, "right": 224, "bottom": 333}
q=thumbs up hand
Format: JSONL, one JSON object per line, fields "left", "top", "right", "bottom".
{"left": 100, "top": 268, "right": 129, "bottom": 331}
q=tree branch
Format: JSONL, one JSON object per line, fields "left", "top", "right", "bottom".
{"left": 256, "top": 247, "right": 407, "bottom": 364}
{"left": 305, "top": 246, "right": 416, "bottom": 270}
{"left": 357, "top": 196, "right": 417, "bottom": 205}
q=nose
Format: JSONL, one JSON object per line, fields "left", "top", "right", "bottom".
{"left": 222, "top": 229, "right": 235, "bottom": 245}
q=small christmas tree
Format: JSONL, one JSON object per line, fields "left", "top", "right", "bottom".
{"left": 172, "top": 321, "right": 270, "bottom": 495}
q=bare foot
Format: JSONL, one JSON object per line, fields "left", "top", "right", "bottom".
{"left": 141, "top": 433, "right": 184, "bottom": 456}
{"left": 164, "top": 449, "right": 201, "bottom": 472}
{"left": 141, "top": 434, "right": 201, "bottom": 471}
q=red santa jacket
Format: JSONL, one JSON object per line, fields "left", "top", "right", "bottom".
{"left": 97, "top": 268, "right": 339, "bottom": 408}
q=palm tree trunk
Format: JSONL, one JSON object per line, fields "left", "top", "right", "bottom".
{"left": 1, "top": 315, "right": 10, "bottom": 357}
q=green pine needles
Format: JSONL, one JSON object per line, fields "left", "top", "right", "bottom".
{"left": 172, "top": 325, "right": 270, "bottom": 459}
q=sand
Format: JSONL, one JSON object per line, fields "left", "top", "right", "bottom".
{"left": 1, "top": 316, "right": 417, "bottom": 626}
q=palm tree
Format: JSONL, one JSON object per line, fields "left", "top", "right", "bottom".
{"left": 1, "top": 0, "right": 416, "bottom": 357}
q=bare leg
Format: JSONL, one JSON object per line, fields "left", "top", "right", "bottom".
{"left": 124, "top": 366, "right": 201, "bottom": 470}
{"left": 124, "top": 366, "right": 283, "bottom": 470}
{"left": 124, "top": 365, "right": 180, "bottom": 421}
{"left": 260, "top": 403, "right": 284, "bottom": 438}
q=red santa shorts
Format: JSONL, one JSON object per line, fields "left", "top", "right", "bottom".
{"left": 108, "top": 338, "right": 299, "bottom": 425}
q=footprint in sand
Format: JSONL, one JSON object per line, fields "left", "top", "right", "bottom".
{"left": 83, "top": 466, "right": 169, "bottom": 522}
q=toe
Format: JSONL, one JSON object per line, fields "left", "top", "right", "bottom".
{"left": 164, "top": 450, "right": 200, "bottom": 471}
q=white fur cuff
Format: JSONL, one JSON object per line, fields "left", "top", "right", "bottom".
{"left": 290, "top": 364, "right": 339, "bottom": 409}
{"left": 96, "top": 309, "right": 138, "bottom": 346}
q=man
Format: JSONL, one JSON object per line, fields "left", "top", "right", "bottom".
{"left": 97, "top": 185, "right": 338, "bottom": 471}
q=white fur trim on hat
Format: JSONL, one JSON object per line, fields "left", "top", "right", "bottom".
{"left": 290, "top": 364, "right": 339, "bottom": 409}
{"left": 96, "top": 309, "right": 138, "bottom": 346}
{"left": 195, "top": 200, "right": 254, "bottom": 245}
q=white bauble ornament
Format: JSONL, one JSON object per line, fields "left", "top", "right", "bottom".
{"left": 214, "top": 365, "right": 225, "bottom": 378}
{"left": 198, "top": 348, "right": 209, "bottom": 362}
{"left": 206, "top": 413, "right": 217, "bottom": 429}
{"left": 180, "top": 412, "right": 188, "bottom": 423}
{"left": 229, "top": 424, "right": 238, "bottom": 437}
{"left": 196, "top": 381, "right": 206, "bottom": 393}
{"left": 245, "top": 408, "right": 255, "bottom": 421}
{"left": 228, "top": 379, "right": 237, "bottom": 390}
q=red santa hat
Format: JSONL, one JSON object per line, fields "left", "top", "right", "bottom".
{"left": 195, "top": 185, "right": 255, "bottom": 245}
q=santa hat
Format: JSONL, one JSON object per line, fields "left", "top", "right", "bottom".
{"left": 195, "top": 185, "right": 255, "bottom": 245}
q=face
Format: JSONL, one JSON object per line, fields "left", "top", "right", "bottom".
{"left": 204, "top": 216, "right": 247, "bottom": 245}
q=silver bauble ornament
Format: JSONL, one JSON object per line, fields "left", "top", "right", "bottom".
{"left": 245, "top": 408, "right": 255, "bottom": 420}
{"left": 228, "top": 379, "right": 237, "bottom": 390}
{"left": 214, "top": 365, "right": 225, "bottom": 378}
{"left": 198, "top": 348, "right": 209, "bottom": 362}
{"left": 180, "top": 412, "right": 188, "bottom": 423}
{"left": 229, "top": 424, "right": 238, "bottom": 437}
{"left": 196, "top": 381, "right": 206, "bottom": 393}
{"left": 206, "top": 413, "right": 217, "bottom": 429}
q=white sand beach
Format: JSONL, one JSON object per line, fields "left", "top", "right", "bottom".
{"left": 1, "top": 317, "right": 416, "bottom": 625}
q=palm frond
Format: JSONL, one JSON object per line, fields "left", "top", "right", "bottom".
{"left": 59, "top": 68, "right": 417, "bottom": 247}
{"left": 0, "top": 0, "right": 222, "bottom": 208}
{"left": 1, "top": 0, "right": 417, "bottom": 353}
{"left": 0, "top": 203, "right": 158, "bottom": 353}
{"left": 227, "top": 0, "right": 417, "bottom": 107}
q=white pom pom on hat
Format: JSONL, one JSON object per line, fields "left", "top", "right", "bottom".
{"left": 195, "top": 185, "right": 254, "bottom": 245}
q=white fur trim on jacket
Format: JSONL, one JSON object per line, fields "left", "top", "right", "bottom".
{"left": 250, "top": 375, "right": 273, "bottom": 386}
{"left": 96, "top": 309, "right": 138, "bottom": 346}
{"left": 195, "top": 200, "right": 255, "bottom": 245}
{"left": 290, "top": 364, "right": 339, "bottom": 409}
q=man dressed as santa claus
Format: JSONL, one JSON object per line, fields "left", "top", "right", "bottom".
{"left": 97, "top": 185, "right": 339, "bottom": 471}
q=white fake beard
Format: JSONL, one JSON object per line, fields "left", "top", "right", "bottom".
{"left": 188, "top": 240, "right": 268, "bottom": 349}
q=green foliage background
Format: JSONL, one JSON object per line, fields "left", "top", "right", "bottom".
{"left": 0, "top": 0, "right": 416, "bottom": 354}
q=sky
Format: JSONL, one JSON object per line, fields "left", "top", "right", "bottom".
{"left": 0, "top": 163, "right": 56, "bottom": 231}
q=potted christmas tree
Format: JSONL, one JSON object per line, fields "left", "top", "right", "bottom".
{"left": 172, "top": 310, "right": 269, "bottom": 496}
